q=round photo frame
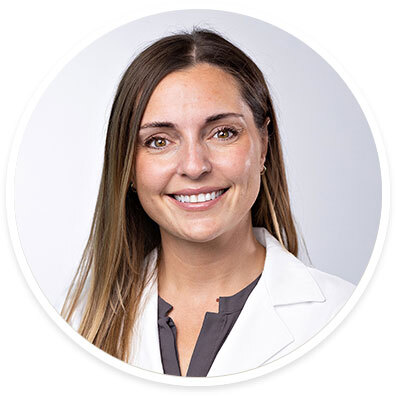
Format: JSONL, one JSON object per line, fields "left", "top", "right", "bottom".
{"left": 6, "top": 9, "right": 389, "bottom": 386}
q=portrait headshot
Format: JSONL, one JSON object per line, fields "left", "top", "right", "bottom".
{"left": 10, "top": 10, "right": 383, "bottom": 383}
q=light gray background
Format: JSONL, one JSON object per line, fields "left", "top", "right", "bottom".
{"left": 14, "top": 10, "right": 381, "bottom": 308}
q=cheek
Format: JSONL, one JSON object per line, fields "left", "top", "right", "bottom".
{"left": 134, "top": 155, "right": 171, "bottom": 222}
{"left": 135, "top": 154, "right": 171, "bottom": 194}
{"left": 216, "top": 142, "right": 261, "bottom": 188}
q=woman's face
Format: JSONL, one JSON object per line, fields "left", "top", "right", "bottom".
{"left": 135, "top": 63, "right": 267, "bottom": 243}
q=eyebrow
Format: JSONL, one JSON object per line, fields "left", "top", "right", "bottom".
{"left": 139, "top": 112, "right": 244, "bottom": 130}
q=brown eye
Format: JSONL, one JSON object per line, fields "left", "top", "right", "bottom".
{"left": 145, "top": 136, "right": 170, "bottom": 149}
{"left": 217, "top": 130, "right": 230, "bottom": 138}
{"left": 153, "top": 138, "right": 166, "bottom": 147}
{"left": 213, "top": 127, "right": 239, "bottom": 140}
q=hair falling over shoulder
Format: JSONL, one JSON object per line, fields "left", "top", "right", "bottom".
{"left": 61, "top": 28, "right": 298, "bottom": 362}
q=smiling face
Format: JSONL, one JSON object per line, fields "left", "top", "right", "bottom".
{"left": 134, "top": 63, "right": 268, "bottom": 243}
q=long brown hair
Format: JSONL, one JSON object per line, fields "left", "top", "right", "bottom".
{"left": 61, "top": 28, "right": 298, "bottom": 362}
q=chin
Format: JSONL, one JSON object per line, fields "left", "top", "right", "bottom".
{"left": 176, "top": 223, "right": 224, "bottom": 243}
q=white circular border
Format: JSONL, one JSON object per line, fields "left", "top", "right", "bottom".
{"left": 6, "top": 8, "right": 390, "bottom": 387}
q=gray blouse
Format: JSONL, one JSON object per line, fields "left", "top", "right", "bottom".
{"left": 158, "top": 274, "right": 262, "bottom": 377}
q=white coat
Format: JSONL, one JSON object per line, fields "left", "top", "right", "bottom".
{"left": 129, "top": 227, "right": 355, "bottom": 377}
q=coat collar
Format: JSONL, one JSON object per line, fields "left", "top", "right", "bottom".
{"left": 254, "top": 227, "right": 326, "bottom": 306}
{"left": 130, "top": 227, "right": 326, "bottom": 376}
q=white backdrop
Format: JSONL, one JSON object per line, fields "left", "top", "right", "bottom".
{"left": 1, "top": 0, "right": 394, "bottom": 394}
{"left": 12, "top": 10, "right": 381, "bottom": 311}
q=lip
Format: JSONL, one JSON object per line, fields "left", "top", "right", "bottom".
{"left": 169, "top": 186, "right": 228, "bottom": 195}
{"left": 166, "top": 187, "right": 229, "bottom": 211}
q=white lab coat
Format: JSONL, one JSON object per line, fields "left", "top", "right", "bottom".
{"left": 129, "top": 227, "right": 355, "bottom": 377}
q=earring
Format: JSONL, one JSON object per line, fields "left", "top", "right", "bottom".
{"left": 130, "top": 182, "right": 136, "bottom": 192}
{"left": 260, "top": 165, "right": 267, "bottom": 175}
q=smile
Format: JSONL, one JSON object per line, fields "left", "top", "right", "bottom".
{"left": 167, "top": 187, "right": 230, "bottom": 211}
{"left": 173, "top": 189, "right": 226, "bottom": 203}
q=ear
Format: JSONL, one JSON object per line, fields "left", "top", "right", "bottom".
{"left": 260, "top": 117, "right": 270, "bottom": 168}
{"left": 129, "top": 168, "right": 137, "bottom": 190}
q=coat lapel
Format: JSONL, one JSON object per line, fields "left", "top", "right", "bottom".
{"left": 207, "top": 228, "right": 326, "bottom": 376}
{"left": 206, "top": 268, "right": 295, "bottom": 376}
{"left": 129, "top": 249, "right": 164, "bottom": 374}
{"left": 131, "top": 227, "right": 326, "bottom": 376}
{"left": 259, "top": 228, "right": 326, "bottom": 306}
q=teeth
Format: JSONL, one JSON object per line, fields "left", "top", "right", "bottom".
{"left": 174, "top": 189, "right": 226, "bottom": 203}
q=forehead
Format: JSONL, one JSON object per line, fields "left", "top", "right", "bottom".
{"left": 141, "top": 63, "right": 250, "bottom": 124}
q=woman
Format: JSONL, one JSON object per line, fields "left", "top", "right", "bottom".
{"left": 62, "top": 29, "right": 355, "bottom": 377}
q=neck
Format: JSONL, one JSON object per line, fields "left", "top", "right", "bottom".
{"left": 157, "top": 217, "right": 266, "bottom": 302}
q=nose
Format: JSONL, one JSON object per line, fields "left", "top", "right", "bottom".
{"left": 176, "top": 140, "right": 212, "bottom": 179}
